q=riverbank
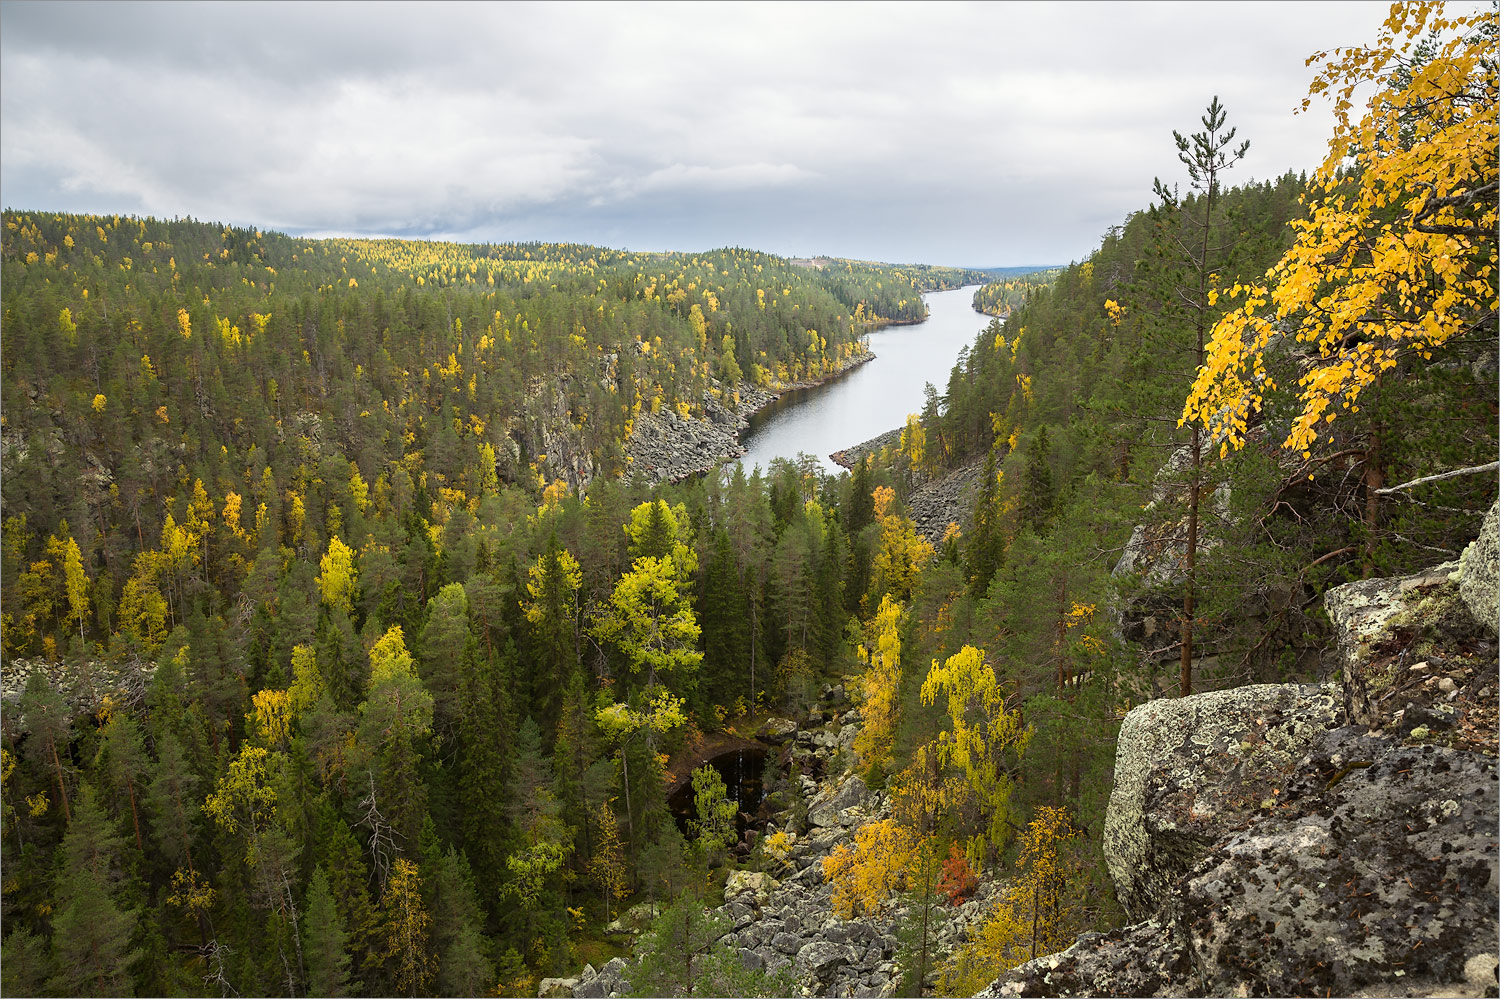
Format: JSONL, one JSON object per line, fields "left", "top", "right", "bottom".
{"left": 828, "top": 427, "right": 902, "bottom": 469}
{"left": 623, "top": 351, "right": 876, "bottom": 485}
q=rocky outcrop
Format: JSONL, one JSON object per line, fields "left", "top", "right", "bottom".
{"left": 983, "top": 551, "right": 1500, "bottom": 999}
{"left": 1457, "top": 500, "right": 1498, "bottom": 635}
{"left": 1, "top": 656, "right": 155, "bottom": 714}
{"left": 806, "top": 775, "right": 867, "bottom": 829}
{"left": 828, "top": 438, "right": 988, "bottom": 545}
{"left": 1325, "top": 553, "right": 1497, "bottom": 755}
{"left": 622, "top": 386, "right": 772, "bottom": 486}
{"left": 907, "top": 458, "right": 988, "bottom": 545}
{"left": 1104, "top": 682, "right": 1347, "bottom": 922}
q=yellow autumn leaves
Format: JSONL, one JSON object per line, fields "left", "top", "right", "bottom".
{"left": 1182, "top": 1, "right": 1496, "bottom": 458}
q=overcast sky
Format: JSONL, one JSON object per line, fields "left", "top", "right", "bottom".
{"left": 2, "top": 1, "right": 1397, "bottom": 267}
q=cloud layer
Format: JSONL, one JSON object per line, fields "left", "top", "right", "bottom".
{"left": 2, "top": 1, "right": 1393, "bottom": 265}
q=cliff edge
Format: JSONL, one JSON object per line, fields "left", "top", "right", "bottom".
{"left": 980, "top": 503, "right": 1499, "bottom": 998}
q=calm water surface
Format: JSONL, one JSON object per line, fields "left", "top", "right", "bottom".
{"left": 738, "top": 286, "right": 989, "bottom": 474}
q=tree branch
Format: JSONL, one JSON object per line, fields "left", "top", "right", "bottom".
{"left": 1374, "top": 461, "right": 1499, "bottom": 495}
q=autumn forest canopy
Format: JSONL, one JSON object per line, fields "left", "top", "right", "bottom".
{"left": 0, "top": 2, "right": 1494, "bottom": 997}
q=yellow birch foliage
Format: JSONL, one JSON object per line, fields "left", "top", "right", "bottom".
{"left": 936, "top": 806, "right": 1082, "bottom": 996}
{"left": 203, "top": 745, "right": 277, "bottom": 843}
{"left": 870, "top": 507, "right": 934, "bottom": 603}
{"left": 1183, "top": 2, "right": 1497, "bottom": 457}
{"left": 247, "top": 688, "right": 292, "bottom": 750}
{"left": 920, "top": 645, "right": 1030, "bottom": 855}
{"left": 853, "top": 594, "right": 903, "bottom": 772}
{"left": 822, "top": 817, "right": 915, "bottom": 918}
{"left": 316, "top": 535, "right": 358, "bottom": 614}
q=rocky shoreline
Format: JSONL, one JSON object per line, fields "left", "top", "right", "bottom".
{"left": 828, "top": 428, "right": 902, "bottom": 470}
{"left": 622, "top": 352, "right": 875, "bottom": 486}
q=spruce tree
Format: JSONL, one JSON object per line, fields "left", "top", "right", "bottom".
{"left": 48, "top": 785, "right": 140, "bottom": 996}
{"left": 303, "top": 865, "right": 355, "bottom": 997}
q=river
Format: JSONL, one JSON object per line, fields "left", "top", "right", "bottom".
{"left": 737, "top": 285, "right": 990, "bottom": 475}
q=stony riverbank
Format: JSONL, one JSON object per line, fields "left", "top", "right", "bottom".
{"left": 623, "top": 352, "right": 874, "bottom": 486}
{"left": 828, "top": 428, "right": 902, "bottom": 470}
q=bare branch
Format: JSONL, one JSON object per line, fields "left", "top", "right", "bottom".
{"left": 1374, "top": 461, "right": 1499, "bottom": 495}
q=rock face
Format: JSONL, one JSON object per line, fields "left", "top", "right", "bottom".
{"left": 1104, "top": 682, "right": 1347, "bottom": 922}
{"left": 1325, "top": 558, "right": 1496, "bottom": 755}
{"left": 984, "top": 553, "right": 1500, "bottom": 999}
{"left": 1457, "top": 500, "right": 1498, "bottom": 635}
{"left": 807, "top": 775, "right": 867, "bottom": 829}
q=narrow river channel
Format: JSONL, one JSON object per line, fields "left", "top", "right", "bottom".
{"left": 737, "top": 285, "right": 991, "bottom": 475}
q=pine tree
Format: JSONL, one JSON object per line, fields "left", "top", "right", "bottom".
{"left": 966, "top": 448, "right": 1005, "bottom": 596}
{"left": 20, "top": 672, "right": 73, "bottom": 822}
{"left": 1151, "top": 96, "right": 1250, "bottom": 696}
{"left": 1020, "top": 427, "right": 1055, "bottom": 532}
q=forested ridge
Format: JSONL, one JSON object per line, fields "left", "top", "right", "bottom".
{"left": 968, "top": 269, "right": 1062, "bottom": 319}
{"left": 0, "top": 2, "right": 1494, "bottom": 997}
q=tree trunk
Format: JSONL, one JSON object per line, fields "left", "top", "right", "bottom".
{"left": 1362, "top": 401, "right": 1384, "bottom": 578}
{"left": 49, "top": 738, "right": 72, "bottom": 822}
{"left": 1180, "top": 425, "right": 1200, "bottom": 698}
{"left": 125, "top": 775, "right": 144, "bottom": 853}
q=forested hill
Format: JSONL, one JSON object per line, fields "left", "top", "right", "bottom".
{"left": 0, "top": 4, "right": 1494, "bottom": 996}
{"left": 0, "top": 210, "right": 994, "bottom": 996}
{"left": 969, "top": 267, "right": 1063, "bottom": 317}
{"left": 1, "top": 211, "right": 981, "bottom": 562}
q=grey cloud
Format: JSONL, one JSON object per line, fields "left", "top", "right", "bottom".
{"left": 2, "top": 1, "right": 1394, "bottom": 265}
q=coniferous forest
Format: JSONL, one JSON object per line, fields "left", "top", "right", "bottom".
{"left": 1, "top": 3, "right": 1495, "bottom": 998}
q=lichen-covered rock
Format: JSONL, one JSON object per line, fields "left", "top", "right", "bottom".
{"left": 807, "top": 774, "right": 867, "bottom": 829}
{"left": 536, "top": 975, "right": 579, "bottom": 998}
{"left": 723, "top": 869, "right": 778, "bottom": 906}
{"left": 602, "top": 901, "right": 659, "bottom": 936}
{"left": 986, "top": 726, "right": 1498, "bottom": 998}
{"left": 974, "top": 917, "right": 1194, "bottom": 998}
{"left": 1325, "top": 558, "right": 1496, "bottom": 754}
{"left": 1326, "top": 562, "right": 1462, "bottom": 723}
{"left": 1181, "top": 740, "right": 1497, "bottom": 997}
{"left": 758, "top": 716, "right": 799, "bottom": 744}
{"left": 1104, "top": 682, "right": 1346, "bottom": 921}
{"left": 795, "top": 938, "right": 857, "bottom": 977}
{"left": 572, "top": 957, "right": 628, "bottom": 999}
{"left": 1457, "top": 500, "right": 1498, "bottom": 636}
